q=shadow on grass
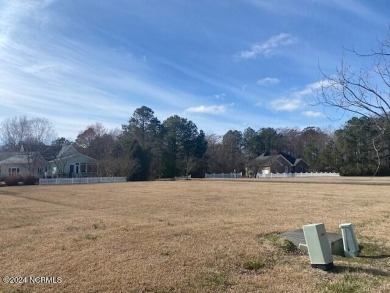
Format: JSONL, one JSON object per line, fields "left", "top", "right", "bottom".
{"left": 357, "top": 243, "right": 390, "bottom": 259}
{"left": 330, "top": 265, "right": 390, "bottom": 277}
{"left": 358, "top": 254, "right": 390, "bottom": 259}
{"left": 0, "top": 190, "right": 17, "bottom": 196}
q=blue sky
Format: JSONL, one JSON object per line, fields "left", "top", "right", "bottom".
{"left": 0, "top": 0, "right": 389, "bottom": 139}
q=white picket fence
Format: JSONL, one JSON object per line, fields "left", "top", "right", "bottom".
{"left": 205, "top": 172, "right": 243, "bottom": 179}
{"left": 174, "top": 175, "right": 192, "bottom": 180}
{"left": 39, "top": 177, "right": 127, "bottom": 185}
{"left": 205, "top": 172, "right": 339, "bottom": 179}
{"left": 256, "top": 172, "right": 339, "bottom": 178}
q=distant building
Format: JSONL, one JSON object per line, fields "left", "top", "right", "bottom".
{"left": 0, "top": 146, "right": 47, "bottom": 178}
{"left": 49, "top": 145, "right": 98, "bottom": 178}
{"left": 248, "top": 151, "right": 309, "bottom": 177}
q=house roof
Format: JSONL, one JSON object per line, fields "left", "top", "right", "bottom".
{"left": 1, "top": 145, "right": 97, "bottom": 165}
{"left": 250, "top": 152, "right": 307, "bottom": 167}
{"left": 0, "top": 152, "right": 17, "bottom": 162}
{"left": 52, "top": 145, "right": 97, "bottom": 162}
{"left": 0, "top": 152, "right": 47, "bottom": 165}
{"left": 57, "top": 145, "right": 78, "bottom": 158}
{"left": 279, "top": 152, "right": 296, "bottom": 165}
{"left": 294, "top": 158, "right": 309, "bottom": 166}
{"left": 250, "top": 153, "right": 292, "bottom": 167}
{"left": 1, "top": 154, "right": 29, "bottom": 165}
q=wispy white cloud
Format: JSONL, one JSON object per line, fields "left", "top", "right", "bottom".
{"left": 185, "top": 105, "right": 228, "bottom": 115}
{"left": 302, "top": 111, "right": 325, "bottom": 118}
{"left": 257, "top": 77, "right": 280, "bottom": 86}
{"left": 315, "top": 0, "right": 387, "bottom": 25}
{"left": 213, "top": 93, "right": 226, "bottom": 100}
{"left": 268, "top": 80, "right": 329, "bottom": 111}
{"left": 244, "top": 0, "right": 307, "bottom": 17}
{"left": 269, "top": 98, "right": 304, "bottom": 111}
{"left": 236, "top": 33, "right": 297, "bottom": 59}
{"left": 246, "top": 0, "right": 387, "bottom": 26}
{"left": 0, "top": 0, "right": 210, "bottom": 138}
{"left": 291, "top": 80, "right": 332, "bottom": 99}
{"left": 0, "top": 0, "right": 376, "bottom": 138}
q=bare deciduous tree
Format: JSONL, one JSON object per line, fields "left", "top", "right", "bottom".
{"left": 0, "top": 116, "right": 56, "bottom": 150}
{"left": 75, "top": 123, "right": 107, "bottom": 150}
{"left": 318, "top": 32, "right": 390, "bottom": 175}
{"left": 319, "top": 32, "right": 390, "bottom": 124}
{"left": 0, "top": 116, "right": 56, "bottom": 176}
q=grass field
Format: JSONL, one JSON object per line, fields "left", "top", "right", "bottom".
{"left": 0, "top": 178, "right": 389, "bottom": 292}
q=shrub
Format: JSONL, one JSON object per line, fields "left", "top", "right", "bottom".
{"left": 281, "top": 239, "right": 298, "bottom": 253}
{"left": 24, "top": 175, "right": 37, "bottom": 185}
{"left": 376, "top": 166, "right": 390, "bottom": 176}
{"left": 243, "top": 259, "right": 266, "bottom": 271}
{"left": 339, "top": 164, "right": 376, "bottom": 176}
{"left": 5, "top": 174, "right": 23, "bottom": 186}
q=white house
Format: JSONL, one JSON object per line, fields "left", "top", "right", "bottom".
{"left": 49, "top": 145, "right": 97, "bottom": 178}
{"left": 0, "top": 147, "right": 47, "bottom": 178}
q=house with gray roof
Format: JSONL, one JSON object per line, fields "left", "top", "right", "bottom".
{"left": 0, "top": 147, "right": 48, "bottom": 178}
{"left": 49, "top": 144, "right": 97, "bottom": 178}
{"left": 248, "top": 151, "right": 309, "bottom": 177}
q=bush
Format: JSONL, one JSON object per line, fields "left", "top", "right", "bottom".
{"left": 24, "top": 175, "right": 37, "bottom": 185}
{"left": 5, "top": 174, "right": 23, "bottom": 186}
{"left": 243, "top": 259, "right": 266, "bottom": 271}
{"left": 376, "top": 166, "right": 390, "bottom": 176}
{"left": 339, "top": 164, "right": 376, "bottom": 176}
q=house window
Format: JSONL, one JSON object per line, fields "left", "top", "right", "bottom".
{"left": 80, "top": 163, "right": 86, "bottom": 173}
{"left": 8, "top": 167, "right": 20, "bottom": 175}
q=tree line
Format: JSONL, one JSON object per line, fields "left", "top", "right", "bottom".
{"left": 0, "top": 108, "right": 208, "bottom": 180}
{"left": 1, "top": 108, "right": 390, "bottom": 179}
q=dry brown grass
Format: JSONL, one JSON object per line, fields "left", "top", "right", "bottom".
{"left": 0, "top": 178, "right": 389, "bottom": 292}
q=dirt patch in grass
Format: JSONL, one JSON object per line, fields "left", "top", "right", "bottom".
{"left": 0, "top": 178, "right": 389, "bottom": 292}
